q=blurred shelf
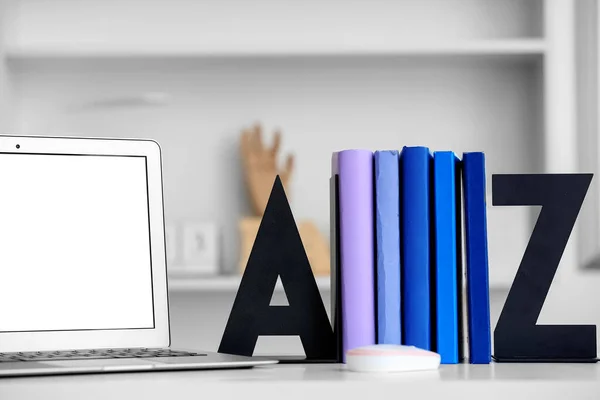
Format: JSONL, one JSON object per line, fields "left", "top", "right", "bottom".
{"left": 168, "top": 275, "right": 331, "bottom": 293}
{"left": 167, "top": 274, "right": 510, "bottom": 294}
{"left": 5, "top": 39, "right": 546, "bottom": 60}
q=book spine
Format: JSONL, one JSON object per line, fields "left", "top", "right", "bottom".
{"left": 462, "top": 152, "right": 492, "bottom": 364}
{"left": 400, "top": 146, "right": 432, "bottom": 350}
{"left": 457, "top": 161, "right": 470, "bottom": 363}
{"left": 338, "top": 150, "right": 376, "bottom": 361}
{"left": 433, "top": 151, "right": 460, "bottom": 364}
{"left": 330, "top": 152, "right": 343, "bottom": 362}
{"left": 374, "top": 150, "right": 401, "bottom": 345}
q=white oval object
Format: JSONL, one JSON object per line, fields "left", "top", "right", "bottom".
{"left": 346, "top": 344, "right": 441, "bottom": 373}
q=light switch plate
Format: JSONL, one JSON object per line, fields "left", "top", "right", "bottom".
{"left": 181, "top": 222, "right": 219, "bottom": 275}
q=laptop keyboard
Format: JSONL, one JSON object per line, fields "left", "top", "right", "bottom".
{"left": 0, "top": 348, "right": 206, "bottom": 362}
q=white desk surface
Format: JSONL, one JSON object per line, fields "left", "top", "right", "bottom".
{"left": 0, "top": 363, "right": 599, "bottom": 400}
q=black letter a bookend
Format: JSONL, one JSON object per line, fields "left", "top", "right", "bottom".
{"left": 218, "top": 176, "right": 338, "bottom": 363}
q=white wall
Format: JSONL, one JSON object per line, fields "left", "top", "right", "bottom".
{"left": 0, "top": 0, "right": 11, "bottom": 132}
{"left": 11, "top": 57, "right": 541, "bottom": 280}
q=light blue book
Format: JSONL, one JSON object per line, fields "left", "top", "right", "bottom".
{"left": 433, "top": 151, "right": 460, "bottom": 364}
{"left": 374, "top": 150, "right": 401, "bottom": 345}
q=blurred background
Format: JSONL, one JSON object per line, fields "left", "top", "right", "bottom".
{"left": 0, "top": 0, "right": 599, "bottom": 356}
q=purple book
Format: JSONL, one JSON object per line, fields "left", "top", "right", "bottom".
{"left": 336, "top": 150, "right": 376, "bottom": 362}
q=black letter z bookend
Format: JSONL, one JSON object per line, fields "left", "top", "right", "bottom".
{"left": 218, "top": 176, "right": 338, "bottom": 363}
{"left": 493, "top": 174, "right": 597, "bottom": 362}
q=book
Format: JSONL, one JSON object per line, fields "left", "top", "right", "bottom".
{"left": 400, "top": 146, "right": 432, "bottom": 350}
{"left": 337, "top": 150, "right": 376, "bottom": 361}
{"left": 433, "top": 151, "right": 461, "bottom": 364}
{"left": 462, "top": 152, "right": 492, "bottom": 364}
{"left": 374, "top": 150, "right": 402, "bottom": 345}
{"left": 330, "top": 153, "right": 343, "bottom": 362}
{"left": 458, "top": 162, "right": 470, "bottom": 363}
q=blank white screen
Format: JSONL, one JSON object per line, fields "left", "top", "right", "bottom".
{"left": 0, "top": 154, "right": 155, "bottom": 332}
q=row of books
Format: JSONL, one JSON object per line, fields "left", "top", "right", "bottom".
{"left": 330, "top": 147, "right": 491, "bottom": 364}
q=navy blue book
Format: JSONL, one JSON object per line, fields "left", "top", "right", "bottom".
{"left": 433, "top": 151, "right": 460, "bottom": 364}
{"left": 374, "top": 150, "right": 401, "bottom": 345}
{"left": 400, "top": 146, "right": 431, "bottom": 350}
{"left": 462, "top": 152, "right": 492, "bottom": 364}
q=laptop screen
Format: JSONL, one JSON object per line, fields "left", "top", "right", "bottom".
{"left": 0, "top": 153, "right": 155, "bottom": 333}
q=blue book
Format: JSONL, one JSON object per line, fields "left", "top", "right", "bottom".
{"left": 400, "top": 146, "right": 432, "bottom": 350}
{"left": 374, "top": 150, "right": 401, "bottom": 345}
{"left": 433, "top": 152, "right": 460, "bottom": 364}
{"left": 462, "top": 152, "right": 492, "bottom": 364}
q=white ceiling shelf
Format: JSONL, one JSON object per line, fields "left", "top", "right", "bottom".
{"left": 5, "top": 39, "right": 546, "bottom": 61}
{"left": 168, "top": 275, "right": 332, "bottom": 293}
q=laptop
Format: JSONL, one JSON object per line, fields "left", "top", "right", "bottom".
{"left": 0, "top": 135, "right": 277, "bottom": 377}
